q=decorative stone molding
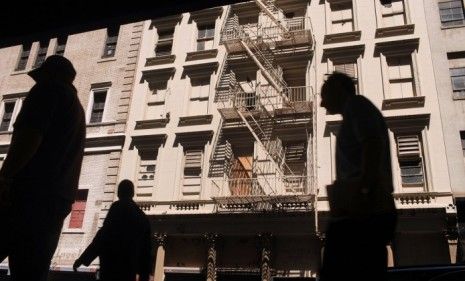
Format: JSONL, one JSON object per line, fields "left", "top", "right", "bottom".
{"left": 182, "top": 61, "right": 219, "bottom": 79}
{"left": 324, "top": 30, "right": 361, "bottom": 44}
{"left": 154, "top": 233, "right": 167, "bottom": 247}
{"left": 382, "top": 96, "right": 425, "bottom": 110}
{"left": 374, "top": 38, "right": 419, "bottom": 55}
{"left": 185, "top": 49, "right": 218, "bottom": 62}
{"left": 189, "top": 7, "right": 223, "bottom": 25}
{"left": 145, "top": 55, "right": 176, "bottom": 66}
{"left": 129, "top": 134, "right": 167, "bottom": 151}
{"left": 135, "top": 118, "right": 170, "bottom": 129}
{"left": 141, "top": 67, "right": 176, "bottom": 83}
{"left": 376, "top": 24, "right": 415, "bottom": 38}
{"left": 178, "top": 114, "right": 213, "bottom": 126}
{"left": 150, "top": 15, "right": 183, "bottom": 30}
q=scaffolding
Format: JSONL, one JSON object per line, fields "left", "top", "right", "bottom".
{"left": 211, "top": 0, "right": 317, "bottom": 212}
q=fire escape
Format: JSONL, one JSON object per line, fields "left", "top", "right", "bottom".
{"left": 210, "top": 0, "right": 317, "bottom": 212}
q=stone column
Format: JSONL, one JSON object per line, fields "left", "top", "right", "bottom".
{"left": 153, "top": 233, "right": 167, "bottom": 281}
{"left": 259, "top": 233, "right": 272, "bottom": 281}
{"left": 386, "top": 244, "right": 394, "bottom": 267}
{"left": 204, "top": 233, "right": 218, "bottom": 281}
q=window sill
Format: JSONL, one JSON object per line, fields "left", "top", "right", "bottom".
{"left": 185, "top": 49, "right": 218, "bottom": 61}
{"left": 375, "top": 24, "right": 415, "bottom": 38}
{"left": 452, "top": 91, "right": 465, "bottom": 100}
{"left": 61, "top": 229, "right": 85, "bottom": 234}
{"left": 145, "top": 55, "right": 176, "bottom": 66}
{"left": 86, "top": 121, "right": 119, "bottom": 128}
{"left": 135, "top": 118, "right": 170, "bottom": 129}
{"left": 10, "top": 70, "right": 29, "bottom": 76}
{"left": 0, "top": 131, "right": 13, "bottom": 135}
{"left": 441, "top": 23, "right": 465, "bottom": 30}
{"left": 178, "top": 114, "right": 213, "bottom": 126}
{"left": 97, "top": 57, "right": 117, "bottom": 64}
{"left": 324, "top": 30, "right": 361, "bottom": 44}
{"left": 382, "top": 96, "right": 425, "bottom": 110}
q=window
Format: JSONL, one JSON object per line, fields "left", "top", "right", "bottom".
{"left": 34, "top": 41, "right": 48, "bottom": 68}
{"left": 182, "top": 149, "right": 203, "bottom": 197}
{"left": 69, "top": 189, "right": 88, "bottom": 229}
{"left": 386, "top": 55, "right": 416, "bottom": 98}
{"left": 0, "top": 102, "right": 16, "bottom": 132}
{"left": 136, "top": 149, "right": 157, "bottom": 198}
{"left": 439, "top": 0, "right": 465, "bottom": 27}
{"left": 333, "top": 60, "right": 358, "bottom": 93}
{"left": 0, "top": 99, "right": 22, "bottom": 132}
{"left": 55, "top": 36, "right": 67, "bottom": 56}
{"left": 450, "top": 67, "right": 465, "bottom": 96}
{"left": 381, "top": 0, "right": 406, "bottom": 27}
{"left": 330, "top": 1, "right": 354, "bottom": 33}
{"left": 146, "top": 82, "right": 168, "bottom": 119}
{"left": 89, "top": 89, "right": 108, "bottom": 123}
{"left": 396, "top": 135, "right": 426, "bottom": 188}
{"left": 155, "top": 29, "right": 174, "bottom": 57}
{"left": 197, "top": 24, "right": 215, "bottom": 51}
{"left": 188, "top": 78, "right": 210, "bottom": 116}
{"left": 102, "top": 27, "right": 119, "bottom": 58}
{"left": 15, "top": 43, "right": 31, "bottom": 71}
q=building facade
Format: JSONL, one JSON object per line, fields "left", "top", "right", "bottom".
{"left": 0, "top": 0, "right": 462, "bottom": 280}
{"left": 422, "top": 0, "right": 465, "bottom": 263}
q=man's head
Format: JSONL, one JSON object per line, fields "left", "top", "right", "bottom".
{"left": 28, "top": 55, "right": 76, "bottom": 84}
{"left": 320, "top": 72, "right": 356, "bottom": 114}
{"left": 117, "top": 180, "right": 135, "bottom": 200}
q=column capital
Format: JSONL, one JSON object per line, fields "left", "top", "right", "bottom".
{"left": 204, "top": 233, "right": 219, "bottom": 244}
{"left": 154, "top": 232, "right": 167, "bottom": 246}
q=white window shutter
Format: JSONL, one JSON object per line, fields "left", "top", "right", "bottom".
{"left": 397, "top": 135, "right": 421, "bottom": 158}
{"left": 185, "top": 149, "right": 203, "bottom": 169}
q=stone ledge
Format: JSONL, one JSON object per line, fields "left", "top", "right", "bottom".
{"left": 145, "top": 55, "right": 176, "bottom": 66}
{"left": 135, "top": 118, "right": 170, "bottom": 129}
{"left": 375, "top": 24, "right": 415, "bottom": 38}
{"left": 382, "top": 96, "right": 425, "bottom": 110}
{"left": 185, "top": 49, "right": 218, "bottom": 61}
{"left": 324, "top": 30, "right": 361, "bottom": 44}
{"left": 178, "top": 114, "right": 213, "bottom": 126}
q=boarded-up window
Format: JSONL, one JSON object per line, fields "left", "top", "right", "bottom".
{"left": 69, "top": 189, "right": 88, "bottom": 229}
{"left": 381, "top": 0, "right": 406, "bottom": 27}
{"left": 387, "top": 55, "right": 415, "bottom": 98}
{"left": 182, "top": 149, "right": 203, "bottom": 197}
{"left": 330, "top": 1, "right": 354, "bottom": 33}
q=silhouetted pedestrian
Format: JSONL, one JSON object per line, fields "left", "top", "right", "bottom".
{"left": 73, "top": 180, "right": 152, "bottom": 281}
{"left": 319, "top": 73, "right": 397, "bottom": 281}
{"left": 0, "top": 55, "right": 86, "bottom": 281}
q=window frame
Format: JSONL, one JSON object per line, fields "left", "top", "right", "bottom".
{"left": 68, "top": 189, "right": 88, "bottom": 229}
{"left": 0, "top": 98, "right": 23, "bottom": 132}
{"left": 155, "top": 28, "right": 174, "bottom": 57}
{"left": 15, "top": 44, "right": 32, "bottom": 72}
{"left": 102, "top": 27, "right": 119, "bottom": 58}
{"left": 87, "top": 87, "right": 110, "bottom": 124}
{"left": 196, "top": 23, "right": 216, "bottom": 51}
{"left": 439, "top": 0, "right": 465, "bottom": 27}
{"left": 379, "top": 50, "right": 421, "bottom": 100}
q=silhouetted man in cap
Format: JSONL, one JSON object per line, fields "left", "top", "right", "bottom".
{"left": 0, "top": 55, "right": 86, "bottom": 281}
{"left": 73, "top": 180, "right": 152, "bottom": 281}
{"left": 319, "top": 73, "right": 397, "bottom": 281}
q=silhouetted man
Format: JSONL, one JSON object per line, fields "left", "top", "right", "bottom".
{"left": 0, "top": 55, "right": 86, "bottom": 281}
{"left": 73, "top": 180, "right": 152, "bottom": 281}
{"left": 319, "top": 73, "right": 397, "bottom": 281}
